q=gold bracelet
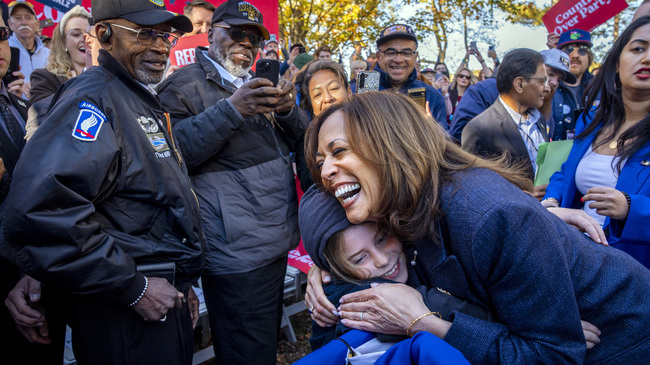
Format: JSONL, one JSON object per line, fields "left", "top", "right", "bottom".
{"left": 406, "top": 311, "right": 440, "bottom": 337}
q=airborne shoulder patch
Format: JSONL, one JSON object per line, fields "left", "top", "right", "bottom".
{"left": 72, "top": 101, "right": 107, "bottom": 142}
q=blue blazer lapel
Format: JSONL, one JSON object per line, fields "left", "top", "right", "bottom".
{"left": 413, "top": 223, "right": 472, "bottom": 301}
{"left": 616, "top": 142, "right": 650, "bottom": 195}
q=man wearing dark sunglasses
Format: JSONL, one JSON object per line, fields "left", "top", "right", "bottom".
{"left": 553, "top": 29, "right": 594, "bottom": 140}
{"left": 157, "top": 1, "right": 306, "bottom": 364}
{"left": 0, "top": 0, "right": 205, "bottom": 364}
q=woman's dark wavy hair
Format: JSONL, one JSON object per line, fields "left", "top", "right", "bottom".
{"left": 305, "top": 92, "right": 531, "bottom": 244}
{"left": 580, "top": 15, "right": 650, "bottom": 172}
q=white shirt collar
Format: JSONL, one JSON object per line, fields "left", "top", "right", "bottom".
{"left": 498, "top": 96, "right": 540, "bottom": 126}
{"left": 136, "top": 81, "right": 157, "bottom": 95}
{"left": 202, "top": 50, "right": 251, "bottom": 88}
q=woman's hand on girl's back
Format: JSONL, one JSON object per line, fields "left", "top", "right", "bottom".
{"left": 338, "top": 283, "right": 451, "bottom": 338}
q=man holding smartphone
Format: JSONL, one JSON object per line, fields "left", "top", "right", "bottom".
{"left": 373, "top": 23, "right": 448, "bottom": 129}
{"left": 157, "top": 1, "right": 306, "bottom": 363}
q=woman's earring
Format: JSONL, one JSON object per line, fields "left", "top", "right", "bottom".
{"left": 65, "top": 48, "right": 68, "bottom": 52}
{"left": 411, "top": 250, "right": 418, "bottom": 266}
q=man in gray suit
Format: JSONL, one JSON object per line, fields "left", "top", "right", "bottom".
{"left": 462, "top": 48, "right": 550, "bottom": 198}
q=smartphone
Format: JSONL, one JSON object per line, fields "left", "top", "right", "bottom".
{"left": 254, "top": 58, "right": 279, "bottom": 87}
{"left": 470, "top": 41, "right": 477, "bottom": 50}
{"left": 2, "top": 47, "right": 20, "bottom": 86}
{"left": 357, "top": 71, "right": 380, "bottom": 93}
{"left": 298, "top": 46, "right": 306, "bottom": 54}
{"left": 407, "top": 87, "right": 427, "bottom": 110}
{"left": 488, "top": 45, "right": 495, "bottom": 52}
{"left": 434, "top": 73, "right": 443, "bottom": 82}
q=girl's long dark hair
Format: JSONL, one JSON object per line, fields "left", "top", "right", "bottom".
{"left": 579, "top": 16, "right": 650, "bottom": 172}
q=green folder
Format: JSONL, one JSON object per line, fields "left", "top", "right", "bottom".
{"left": 535, "top": 140, "right": 574, "bottom": 186}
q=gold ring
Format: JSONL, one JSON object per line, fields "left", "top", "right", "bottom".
{"left": 289, "top": 93, "right": 293, "bottom": 99}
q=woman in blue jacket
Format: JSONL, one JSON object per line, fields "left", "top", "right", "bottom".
{"left": 543, "top": 16, "right": 650, "bottom": 268}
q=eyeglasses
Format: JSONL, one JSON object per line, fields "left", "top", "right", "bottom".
{"left": 528, "top": 76, "right": 549, "bottom": 87}
{"left": 213, "top": 24, "right": 264, "bottom": 48}
{"left": 379, "top": 48, "right": 417, "bottom": 59}
{"left": 0, "top": 26, "right": 10, "bottom": 41}
{"left": 457, "top": 74, "right": 471, "bottom": 80}
{"left": 109, "top": 23, "right": 179, "bottom": 48}
{"left": 562, "top": 45, "right": 590, "bottom": 56}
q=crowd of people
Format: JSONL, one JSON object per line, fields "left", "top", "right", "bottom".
{"left": 0, "top": 0, "right": 648, "bottom": 364}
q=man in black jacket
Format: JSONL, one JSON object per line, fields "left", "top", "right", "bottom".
{"left": 157, "top": 1, "right": 305, "bottom": 363}
{"left": 0, "top": 0, "right": 204, "bottom": 364}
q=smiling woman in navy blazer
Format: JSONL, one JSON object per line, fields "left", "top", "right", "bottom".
{"left": 543, "top": 16, "right": 650, "bottom": 268}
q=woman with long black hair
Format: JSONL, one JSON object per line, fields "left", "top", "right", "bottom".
{"left": 543, "top": 16, "right": 650, "bottom": 268}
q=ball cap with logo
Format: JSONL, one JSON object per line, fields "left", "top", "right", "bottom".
{"left": 211, "top": 0, "right": 270, "bottom": 40}
{"left": 540, "top": 48, "right": 577, "bottom": 84}
{"left": 376, "top": 23, "right": 417, "bottom": 47}
{"left": 90, "top": 0, "right": 193, "bottom": 33}
{"left": 8, "top": 1, "right": 36, "bottom": 17}
{"left": 557, "top": 29, "right": 592, "bottom": 49}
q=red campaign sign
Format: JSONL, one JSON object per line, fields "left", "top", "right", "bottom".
{"left": 26, "top": 0, "right": 279, "bottom": 40}
{"left": 543, "top": 0, "right": 629, "bottom": 35}
{"left": 169, "top": 33, "right": 208, "bottom": 67}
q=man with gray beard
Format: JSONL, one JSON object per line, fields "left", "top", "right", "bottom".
{"left": 157, "top": 1, "right": 306, "bottom": 364}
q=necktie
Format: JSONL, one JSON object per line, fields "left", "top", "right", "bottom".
{"left": 0, "top": 96, "right": 25, "bottom": 150}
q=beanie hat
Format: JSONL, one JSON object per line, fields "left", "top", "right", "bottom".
{"left": 299, "top": 186, "right": 351, "bottom": 272}
{"left": 293, "top": 53, "right": 314, "bottom": 71}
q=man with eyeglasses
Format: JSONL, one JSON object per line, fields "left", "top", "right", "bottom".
{"left": 373, "top": 24, "right": 448, "bottom": 129}
{"left": 553, "top": 29, "right": 594, "bottom": 139}
{"left": 157, "top": 1, "right": 305, "bottom": 364}
{"left": 0, "top": 0, "right": 205, "bottom": 363}
{"left": 6, "top": 1, "right": 49, "bottom": 91}
{"left": 462, "top": 49, "right": 550, "bottom": 185}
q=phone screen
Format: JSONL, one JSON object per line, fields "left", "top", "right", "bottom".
{"left": 357, "top": 71, "right": 380, "bottom": 93}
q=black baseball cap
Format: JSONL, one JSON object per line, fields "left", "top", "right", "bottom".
{"left": 211, "top": 0, "right": 269, "bottom": 40}
{"left": 91, "top": 0, "right": 193, "bottom": 33}
{"left": 376, "top": 24, "right": 417, "bottom": 47}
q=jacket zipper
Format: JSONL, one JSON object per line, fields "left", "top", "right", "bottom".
{"left": 165, "top": 113, "right": 200, "bottom": 210}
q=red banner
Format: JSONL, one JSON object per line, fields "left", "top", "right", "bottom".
{"left": 169, "top": 33, "right": 208, "bottom": 67}
{"left": 26, "top": 0, "right": 279, "bottom": 39}
{"left": 543, "top": 0, "right": 629, "bottom": 35}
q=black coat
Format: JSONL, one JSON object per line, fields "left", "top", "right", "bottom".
{"left": 0, "top": 50, "right": 204, "bottom": 305}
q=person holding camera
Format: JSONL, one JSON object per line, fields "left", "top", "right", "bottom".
{"left": 458, "top": 42, "right": 493, "bottom": 79}
{"left": 157, "top": 1, "right": 307, "bottom": 364}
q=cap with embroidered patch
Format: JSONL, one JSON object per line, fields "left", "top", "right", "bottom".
{"left": 211, "top": 0, "right": 269, "bottom": 40}
{"left": 8, "top": 1, "right": 36, "bottom": 17}
{"left": 91, "top": 0, "right": 192, "bottom": 33}
{"left": 557, "top": 29, "right": 592, "bottom": 49}
{"left": 541, "top": 48, "right": 577, "bottom": 84}
{"left": 376, "top": 24, "right": 417, "bottom": 47}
